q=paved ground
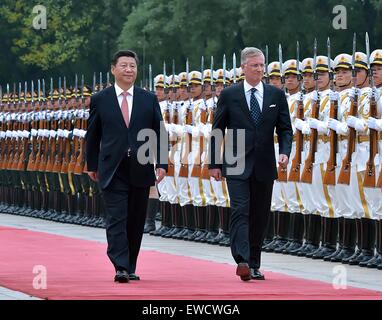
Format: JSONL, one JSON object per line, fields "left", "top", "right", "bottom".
{"left": 1, "top": 212, "right": 381, "bottom": 299}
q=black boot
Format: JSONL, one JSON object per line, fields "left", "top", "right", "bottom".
{"left": 262, "top": 211, "right": 275, "bottom": 248}
{"left": 312, "top": 217, "right": 338, "bottom": 259}
{"left": 194, "top": 207, "right": 208, "bottom": 242}
{"left": 283, "top": 212, "right": 304, "bottom": 254}
{"left": 324, "top": 217, "right": 344, "bottom": 261}
{"left": 349, "top": 218, "right": 375, "bottom": 266}
{"left": 208, "top": 206, "right": 225, "bottom": 245}
{"left": 218, "top": 207, "right": 230, "bottom": 246}
{"left": 183, "top": 205, "right": 197, "bottom": 240}
{"left": 331, "top": 218, "right": 356, "bottom": 262}
{"left": 267, "top": 211, "right": 290, "bottom": 253}
{"left": 291, "top": 214, "right": 309, "bottom": 255}
{"left": 300, "top": 214, "right": 322, "bottom": 257}
{"left": 144, "top": 198, "right": 159, "bottom": 233}
{"left": 365, "top": 220, "right": 382, "bottom": 268}
{"left": 342, "top": 218, "right": 362, "bottom": 264}
{"left": 201, "top": 205, "right": 219, "bottom": 243}
{"left": 151, "top": 201, "right": 171, "bottom": 236}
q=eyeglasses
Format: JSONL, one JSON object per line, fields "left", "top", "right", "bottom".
{"left": 245, "top": 63, "right": 265, "bottom": 70}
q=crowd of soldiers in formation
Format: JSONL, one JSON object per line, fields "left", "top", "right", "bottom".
{"left": 146, "top": 39, "right": 382, "bottom": 270}
{"left": 0, "top": 77, "right": 107, "bottom": 228}
{"left": 1, "top": 37, "right": 382, "bottom": 270}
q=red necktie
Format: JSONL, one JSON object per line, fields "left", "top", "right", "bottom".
{"left": 121, "top": 91, "right": 130, "bottom": 128}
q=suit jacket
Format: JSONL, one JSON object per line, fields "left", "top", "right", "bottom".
{"left": 85, "top": 85, "right": 167, "bottom": 189}
{"left": 209, "top": 81, "right": 293, "bottom": 181}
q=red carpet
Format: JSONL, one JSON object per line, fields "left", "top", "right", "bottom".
{"left": 0, "top": 226, "right": 381, "bottom": 300}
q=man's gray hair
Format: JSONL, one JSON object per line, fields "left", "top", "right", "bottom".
{"left": 241, "top": 47, "right": 264, "bottom": 64}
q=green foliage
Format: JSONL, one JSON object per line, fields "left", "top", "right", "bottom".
{"left": 0, "top": 0, "right": 381, "bottom": 87}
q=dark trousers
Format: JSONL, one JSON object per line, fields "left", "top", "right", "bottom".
{"left": 102, "top": 157, "right": 150, "bottom": 273}
{"left": 227, "top": 175, "right": 274, "bottom": 269}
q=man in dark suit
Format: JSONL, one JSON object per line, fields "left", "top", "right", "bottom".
{"left": 85, "top": 50, "right": 167, "bottom": 283}
{"left": 209, "top": 47, "right": 293, "bottom": 281}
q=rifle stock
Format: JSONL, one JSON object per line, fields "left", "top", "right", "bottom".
{"left": 301, "top": 99, "right": 319, "bottom": 184}
{"left": 323, "top": 99, "right": 338, "bottom": 185}
{"left": 179, "top": 105, "right": 192, "bottom": 178}
{"left": 288, "top": 97, "right": 304, "bottom": 182}
{"left": 337, "top": 95, "right": 358, "bottom": 185}
{"left": 364, "top": 95, "right": 378, "bottom": 188}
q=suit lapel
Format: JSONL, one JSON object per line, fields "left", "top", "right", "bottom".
{"left": 106, "top": 86, "right": 126, "bottom": 127}
{"left": 129, "top": 86, "right": 141, "bottom": 128}
{"left": 259, "top": 83, "right": 271, "bottom": 125}
{"left": 237, "top": 82, "right": 253, "bottom": 123}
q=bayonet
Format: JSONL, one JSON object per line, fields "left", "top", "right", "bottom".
{"left": 63, "top": 76, "right": 67, "bottom": 102}
{"left": 99, "top": 72, "right": 103, "bottom": 91}
{"left": 172, "top": 59, "right": 176, "bottom": 93}
{"left": 352, "top": 33, "right": 357, "bottom": 86}
{"left": 296, "top": 41, "right": 302, "bottom": 85}
{"left": 31, "top": 81, "right": 34, "bottom": 104}
{"left": 200, "top": 56, "right": 204, "bottom": 87}
{"left": 74, "top": 74, "right": 78, "bottom": 102}
{"left": 265, "top": 45, "right": 269, "bottom": 84}
{"left": 233, "top": 53, "right": 237, "bottom": 84}
{"left": 223, "top": 54, "right": 226, "bottom": 87}
{"left": 149, "top": 64, "right": 153, "bottom": 92}
{"left": 92, "top": 72, "right": 96, "bottom": 93}
{"left": 50, "top": 78, "right": 53, "bottom": 102}
{"left": 279, "top": 44, "right": 284, "bottom": 86}
{"left": 106, "top": 72, "right": 110, "bottom": 87}
{"left": 210, "top": 56, "right": 215, "bottom": 91}
{"left": 327, "top": 37, "right": 334, "bottom": 88}
{"left": 19, "top": 82, "right": 22, "bottom": 105}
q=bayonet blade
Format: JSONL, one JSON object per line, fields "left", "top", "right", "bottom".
{"left": 279, "top": 44, "right": 284, "bottom": 84}
{"left": 81, "top": 75, "right": 85, "bottom": 99}
{"left": 201, "top": 56, "right": 204, "bottom": 86}
{"left": 31, "top": 81, "right": 34, "bottom": 103}
{"left": 50, "top": 78, "right": 53, "bottom": 101}
{"left": 75, "top": 74, "right": 78, "bottom": 101}
{"left": 63, "top": 76, "right": 67, "bottom": 101}
{"left": 38, "top": 79, "right": 41, "bottom": 102}
{"left": 149, "top": 64, "right": 152, "bottom": 92}
{"left": 92, "top": 72, "right": 96, "bottom": 93}
{"left": 233, "top": 53, "right": 237, "bottom": 84}
{"left": 366, "top": 32, "right": 370, "bottom": 70}
{"left": 352, "top": 33, "right": 357, "bottom": 79}
{"left": 223, "top": 54, "right": 226, "bottom": 86}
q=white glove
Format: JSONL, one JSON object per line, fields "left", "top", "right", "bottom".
{"left": 191, "top": 126, "right": 200, "bottom": 138}
{"left": 50, "top": 130, "right": 57, "bottom": 138}
{"left": 308, "top": 118, "right": 328, "bottom": 134}
{"left": 294, "top": 118, "right": 310, "bottom": 135}
{"left": 202, "top": 123, "right": 212, "bottom": 138}
{"left": 348, "top": 87, "right": 360, "bottom": 99}
{"left": 311, "top": 90, "right": 319, "bottom": 102}
{"left": 184, "top": 124, "right": 194, "bottom": 134}
{"left": 367, "top": 117, "right": 382, "bottom": 132}
{"left": 31, "top": 129, "right": 38, "bottom": 137}
{"left": 347, "top": 115, "right": 366, "bottom": 132}
{"left": 329, "top": 90, "right": 340, "bottom": 104}
{"left": 164, "top": 123, "right": 171, "bottom": 133}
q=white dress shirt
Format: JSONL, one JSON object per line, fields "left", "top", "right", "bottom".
{"left": 243, "top": 80, "right": 264, "bottom": 112}
{"left": 115, "top": 83, "right": 134, "bottom": 121}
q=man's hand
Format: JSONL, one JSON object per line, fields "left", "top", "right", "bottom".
{"left": 209, "top": 168, "right": 222, "bottom": 181}
{"left": 278, "top": 154, "right": 289, "bottom": 169}
{"left": 156, "top": 168, "right": 166, "bottom": 184}
{"left": 88, "top": 171, "right": 99, "bottom": 182}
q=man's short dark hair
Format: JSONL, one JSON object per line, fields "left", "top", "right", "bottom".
{"left": 111, "top": 50, "right": 139, "bottom": 66}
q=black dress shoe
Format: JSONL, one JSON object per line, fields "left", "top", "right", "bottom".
{"left": 114, "top": 270, "right": 129, "bottom": 283}
{"left": 250, "top": 268, "right": 265, "bottom": 280}
{"left": 128, "top": 273, "right": 140, "bottom": 281}
{"left": 236, "top": 262, "right": 251, "bottom": 281}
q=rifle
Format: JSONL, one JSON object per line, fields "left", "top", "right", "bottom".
{"left": 338, "top": 33, "right": 358, "bottom": 185}
{"left": 52, "top": 77, "right": 64, "bottom": 173}
{"left": 68, "top": 75, "right": 80, "bottom": 175}
{"left": 0, "top": 84, "right": 10, "bottom": 170}
{"left": 301, "top": 39, "right": 320, "bottom": 184}
{"left": 37, "top": 79, "right": 49, "bottom": 172}
{"left": 179, "top": 58, "right": 192, "bottom": 178}
{"left": 60, "top": 77, "right": 73, "bottom": 175}
{"left": 289, "top": 41, "right": 304, "bottom": 182}
{"left": 201, "top": 56, "right": 215, "bottom": 180}
{"left": 16, "top": 81, "right": 30, "bottom": 172}
{"left": 74, "top": 75, "right": 90, "bottom": 176}
{"left": 45, "top": 78, "right": 58, "bottom": 173}
{"left": 11, "top": 82, "right": 23, "bottom": 171}
{"left": 277, "top": 44, "right": 288, "bottom": 182}
{"left": 323, "top": 37, "right": 338, "bottom": 185}
{"left": 364, "top": 33, "right": 378, "bottom": 188}
{"left": 6, "top": 83, "right": 18, "bottom": 171}
{"left": 167, "top": 61, "right": 177, "bottom": 178}
{"left": 191, "top": 56, "right": 205, "bottom": 178}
